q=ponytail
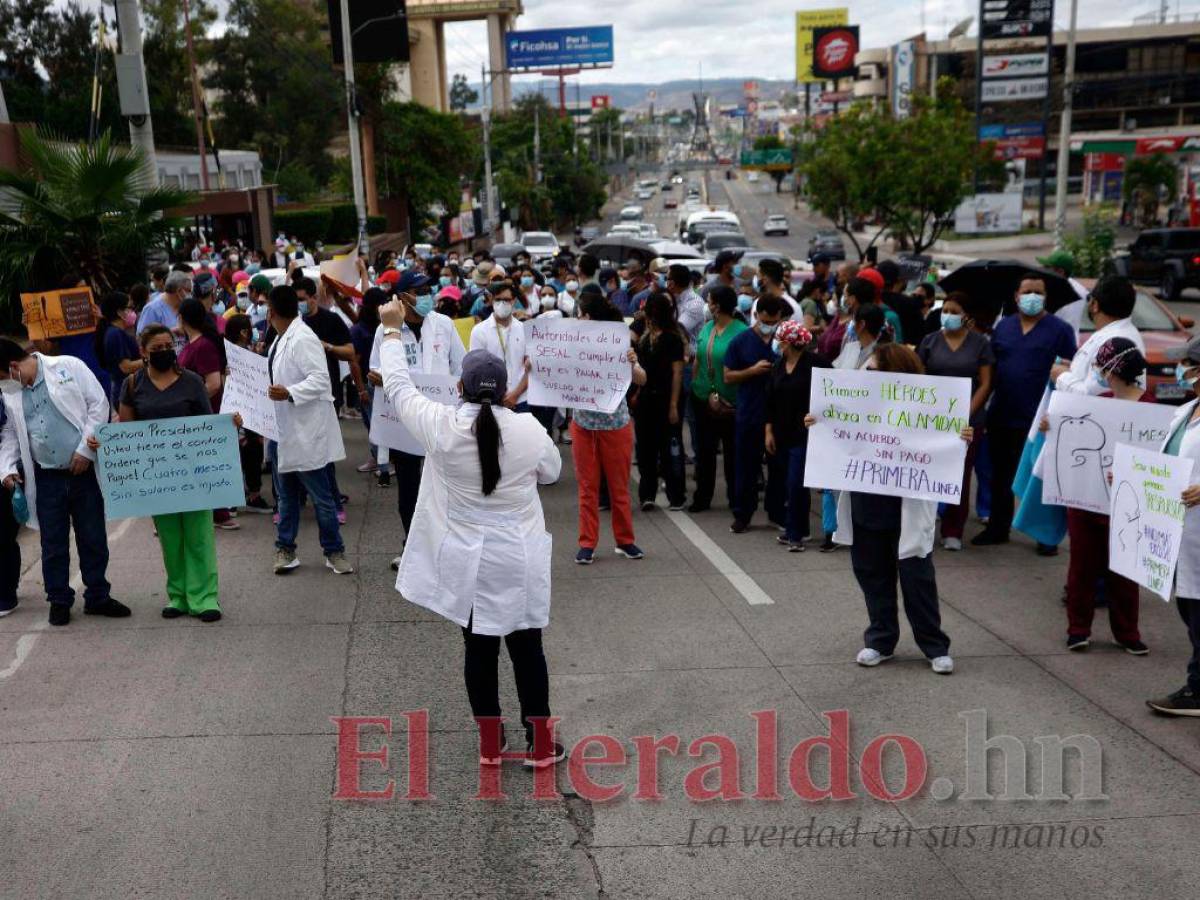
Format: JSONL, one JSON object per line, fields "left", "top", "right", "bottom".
{"left": 473, "top": 397, "right": 503, "bottom": 496}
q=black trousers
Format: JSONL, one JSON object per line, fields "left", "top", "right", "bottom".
{"left": 691, "top": 395, "right": 736, "bottom": 510}
{"left": 850, "top": 527, "right": 950, "bottom": 658}
{"left": 389, "top": 449, "right": 424, "bottom": 537}
{"left": 462, "top": 622, "right": 551, "bottom": 745}
{"left": 240, "top": 433, "right": 264, "bottom": 496}
{"left": 0, "top": 487, "right": 20, "bottom": 608}
{"left": 986, "top": 423, "right": 1029, "bottom": 538}
{"left": 633, "top": 406, "right": 685, "bottom": 507}
{"left": 1178, "top": 596, "right": 1200, "bottom": 694}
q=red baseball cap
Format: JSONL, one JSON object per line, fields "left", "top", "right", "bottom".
{"left": 375, "top": 269, "right": 401, "bottom": 286}
{"left": 859, "top": 268, "right": 885, "bottom": 292}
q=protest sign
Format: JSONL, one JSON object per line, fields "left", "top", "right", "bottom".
{"left": 94, "top": 414, "right": 245, "bottom": 519}
{"left": 370, "top": 374, "right": 460, "bottom": 457}
{"left": 220, "top": 340, "right": 280, "bottom": 442}
{"left": 804, "top": 368, "right": 972, "bottom": 502}
{"left": 319, "top": 254, "right": 361, "bottom": 297}
{"left": 526, "top": 318, "right": 631, "bottom": 414}
{"left": 21, "top": 287, "right": 97, "bottom": 340}
{"left": 1109, "top": 444, "right": 1193, "bottom": 601}
{"left": 1041, "top": 392, "right": 1176, "bottom": 513}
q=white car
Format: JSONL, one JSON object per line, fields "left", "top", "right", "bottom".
{"left": 619, "top": 205, "right": 645, "bottom": 222}
{"left": 637, "top": 223, "right": 659, "bottom": 239}
{"left": 607, "top": 223, "right": 642, "bottom": 237}
{"left": 635, "top": 188, "right": 654, "bottom": 201}
{"left": 521, "top": 231, "right": 560, "bottom": 260}
{"left": 747, "top": 172, "right": 761, "bottom": 183}
{"left": 763, "top": 215, "right": 790, "bottom": 237}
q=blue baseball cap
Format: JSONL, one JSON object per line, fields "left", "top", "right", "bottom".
{"left": 394, "top": 270, "right": 432, "bottom": 294}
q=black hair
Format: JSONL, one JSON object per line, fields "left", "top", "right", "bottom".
{"left": 180, "top": 297, "right": 227, "bottom": 369}
{"left": 914, "top": 283, "right": 936, "bottom": 301}
{"left": 1092, "top": 275, "right": 1136, "bottom": 320}
{"left": 643, "top": 291, "right": 678, "bottom": 333}
{"left": 269, "top": 284, "right": 300, "bottom": 320}
{"left": 846, "top": 276, "right": 877, "bottom": 306}
{"left": 170, "top": 262, "right": 193, "bottom": 274}
{"left": 150, "top": 265, "right": 169, "bottom": 282}
{"left": 295, "top": 276, "right": 317, "bottom": 298}
{"left": 578, "top": 291, "right": 622, "bottom": 322}
{"left": 709, "top": 285, "right": 738, "bottom": 316}
{"left": 578, "top": 253, "right": 599, "bottom": 278}
{"left": 94, "top": 291, "right": 131, "bottom": 368}
{"left": 463, "top": 383, "right": 503, "bottom": 497}
{"left": 359, "top": 287, "right": 386, "bottom": 331}
{"left": 578, "top": 282, "right": 604, "bottom": 303}
{"left": 0, "top": 336, "right": 31, "bottom": 368}
{"left": 755, "top": 294, "right": 788, "bottom": 319}
{"left": 129, "top": 283, "right": 149, "bottom": 310}
{"left": 225, "top": 313, "right": 253, "bottom": 347}
{"left": 854, "top": 303, "right": 886, "bottom": 337}
{"left": 875, "top": 259, "right": 900, "bottom": 287}
{"left": 668, "top": 264, "right": 691, "bottom": 290}
{"left": 759, "top": 258, "right": 784, "bottom": 286}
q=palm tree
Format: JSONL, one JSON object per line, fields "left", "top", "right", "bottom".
{"left": 1122, "top": 153, "right": 1178, "bottom": 227}
{"left": 0, "top": 129, "right": 193, "bottom": 318}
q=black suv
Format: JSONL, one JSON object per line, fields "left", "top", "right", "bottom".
{"left": 1114, "top": 228, "right": 1200, "bottom": 301}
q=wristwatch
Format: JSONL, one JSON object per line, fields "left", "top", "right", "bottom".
{"left": 382, "top": 326, "right": 403, "bottom": 338}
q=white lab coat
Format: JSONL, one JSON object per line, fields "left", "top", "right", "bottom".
{"left": 268, "top": 319, "right": 345, "bottom": 473}
{"left": 0, "top": 354, "right": 110, "bottom": 531}
{"left": 1163, "top": 399, "right": 1200, "bottom": 598}
{"left": 1054, "top": 317, "right": 1145, "bottom": 395}
{"left": 470, "top": 316, "right": 528, "bottom": 405}
{"left": 368, "top": 311, "right": 465, "bottom": 376}
{"left": 380, "top": 339, "right": 561, "bottom": 636}
{"left": 833, "top": 491, "right": 938, "bottom": 560}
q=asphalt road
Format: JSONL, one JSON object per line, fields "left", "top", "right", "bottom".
{"left": 5, "top": 416, "right": 1200, "bottom": 898}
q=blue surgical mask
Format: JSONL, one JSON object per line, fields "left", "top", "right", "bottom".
{"left": 298, "top": 300, "right": 310, "bottom": 316}
{"left": 414, "top": 294, "right": 434, "bottom": 317}
{"left": 758, "top": 322, "right": 777, "bottom": 337}
{"left": 212, "top": 301, "right": 226, "bottom": 316}
{"left": 771, "top": 339, "right": 781, "bottom": 355}
{"left": 733, "top": 264, "right": 746, "bottom": 278}
{"left": 737, "top": 295, "right": 753, "bottom": 314}
{"left": 245, "top": 263, "right": 261, "bottom": 275}
{"left": 657, "top": 274, "right": 667, "bottom": 288}
{"left": 439, "top": 276, "right": 452, "bottom": 287}
{"left": 1017, "top": 292, "right": 1045, "bottom": 316}
{"left": 1176, "top": 363, "right": 1199, "bottom": 387}
{"left": 619, "top": 279, "right": 629, "bottom": 291}
{"left": 521, "top": 276, "right": 534, "bottom": 288}
{"left": 1093, "top": 368, "right": 1109, "bottom": 388}
{"left": 941, "top": 313, "right": 963, "bottom": 332}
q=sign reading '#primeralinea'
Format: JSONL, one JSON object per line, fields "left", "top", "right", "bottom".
{"left": 526, "top": 318, "right": 631, "bottom": 414}
{"left": 804, "top": 369, "right": 972, "bottom": 503}
{"left": 505, "top": 26, "right": 614, "bottom": 70}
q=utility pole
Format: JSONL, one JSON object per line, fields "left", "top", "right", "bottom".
{"left": 338, "top": 0, "right": 368, "bottom": 253}
{"left": 181, "top": 0, "right": 208, "bottom": 190}
{"left": 113, "top": 0, "right": 157, "bottom": 188}
{"left": 1053, "top": 0, "right": 1079, "bottom": 248}
{"left": 0, "top": 70, "right": 9, "bottom": 123}
{"left": 480, "top": 63, "right": 496, "bottom": 234}
{"left": 533, "top": 102, "right": 541, "bottom": 184}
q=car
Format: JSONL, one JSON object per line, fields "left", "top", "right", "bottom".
{"left": 747, "top": 171, "right": 760, "bottom": 183}
{"left": 607, "top": 223, "right": 643, "bottom": 237}
{"left": 520, "top": 231, "right": 560, "bottom": 261}
{"left": 637, "top": 223, "right": 660, "bottom": 240}
{"left": 489, "top": 243, "right": 526, "bottom": 269}
{"left": 738, "top": 250, "right": 794, "bottom": 272}
{"left": 574, "top": 226, "right": 600, "bottom": 248}
{"left": 664, "top": 196, "right": 678, "bottom": 209}
{"left": 702, "top": 232, "right": 751, "bottom": 257}
{"left": 1112, "top": 228, "right": 1200, "bottom": 301}
{"left": 672, "top": 175, "right": 684, "bottom": 184}
{"left": 635, "top": 188, "right": 654, "bottom": 201}
{"left": 619, "top": 205, "right": 645, "bottom": 222}
{"left": 1076, "top": 280, "right": 1196, "bottom": 403}
{"left": 763, "top": 214, "right": 790, "bottom": 236}
{"left": 808, "top": 229, "right": 846, "bottom": 261}
{"left": 661, "top": 181, "right": 673, "bottom": 191}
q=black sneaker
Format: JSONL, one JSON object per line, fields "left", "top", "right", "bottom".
{"left": 598, "top": 502, "right": 611, "bottom": 511}
{"left": 198, "top": 610, "right": 222, "bottom": 623}
{"left": 1147, "top": 686, "right": 1200, "bottom": 717}
{"left": 971, "top": 530, "right": 1009, "bottom": 546}
{"left": 730, "top": 519, "right": 748, "bottom": 534}
{"left": 48, "top": 604, "right": 70, "bottom": 626}
{"left": 615, "top": 543, "right": 644, "bottom": 560}
{"left": 161, "top": 607, "right": 185, "bottom": 619}
{"left": 788, "top": 541, "right": 805, "bottom": 553}
{"left": 819, "top": 537, "right": 838, "bottom": 552}
{"left": 1036, "top": 543, "right": 1059, "bottom": 557}
{"left": 84, "top": 598, "right": 132, "bottom": 618}
{"left": 575, "top": 547, "right": 595, "bottom": 565}
{"left": 1067, "top": 635, "right": 1090, "bottom": 652}
{"left": 640, "top": 500, "right": 656, "bottom": 512}
{"left": 240, "top": 495, "right": 272, "bottom": 514}
{"left": 687, "top": 502, "right": 710, "bottom": 513}
{"left": 1118, "top": 639, "right": 1149, "bottom": 656}
{"left": 377, "top": 471, "right": 392, "bottom": 488}
{"left": 523, "top": 741, "right": 566, "bottom": 768}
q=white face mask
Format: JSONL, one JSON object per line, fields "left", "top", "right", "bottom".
{"left": 541, "top": 294, "right": 557, "bottom": 310}
{"left": 492, "top": 300, "right": 513, "bottom": 319}
{"left": 565, "top": 280, "right": 579, "bottom": 294}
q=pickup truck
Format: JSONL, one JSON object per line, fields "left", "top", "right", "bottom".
{"left": 1112, "top": 228, "right": 1200, "bottom": 301}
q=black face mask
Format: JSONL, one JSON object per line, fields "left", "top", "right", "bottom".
{"left": 148, "top": 348, "right": 177, "bottom": 372}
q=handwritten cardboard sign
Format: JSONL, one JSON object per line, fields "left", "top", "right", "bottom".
{"left": 21, "top": 287, "right": 97, "bottom": 339}
{"left": 526, "top": 318, "right": 631, "bottom": 414}
{"left": 94, "top": 414, "right": 245, "bottom": 519}
{"left": 370, "top": 374, "right": 460, "bottom": 457}
{"left": 804, "top": 368, "right": 972, "bottom": 503}
{"left": 1109, "top": 444, "right": 1193, "bottom": 601}
{"left": 1041, "top": 392, "right": 1176, "bottom": 513}
{"left": 220, "top": 340, "right": 280, "bottom": 442}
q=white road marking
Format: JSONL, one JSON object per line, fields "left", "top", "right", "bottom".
{"left": 0, "top": 517, "right": 136, "bottom": 681}
{"left": 663, "top": 510, "right": 775, "bottom": 606}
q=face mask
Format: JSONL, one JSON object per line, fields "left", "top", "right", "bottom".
{"left": 237, "top": 296, "right": 251, "bottom": 311}
{"left": 1017, "top": 292, "right": 1045, "bottom": 316}
{"left": 245, "top": 263, "right": 261, "bottom": 275}
{"left": 439, "top": 276, "right": 452, "bottom": 287}
{"left": 656, "top": 274, "right": 666, "bottom": 289}
{"left": 122, "top": 309, "right": 137, "bottom": 327}
{"left": 414, "top": 294, "right": 434, "bottom": 317}
{"left": 521, "top": 276, "right": 534, "bottom": 288}
{"left": 733, "top": 264, "right": 746, "bottom": 278}
{"left": 298, "top": 300, "right": 310, "bottom": 316}
{"left": 771, "top": 339, "right": 781, "bottom": 355}
{"left": 737, "top": 295, "right": 753, "bottom": 314}
{"left": 825, "top": 299, "right": 838, "bottom": 317}
{"left": 758, "top": 322, "right": 777, "bottom": 337}
{"left": 704, "top": 305, "right": 715, "bottom": 321}
{"left": 1093, "top": 369, "right": 1110, "bottom": 389}
{"left": 566, "top": 280, "right": 580, "bottom": 294}
{"left": 541, "top": 294, "right": 557, "bottom": 310}
{"left": 148, "top": 348, "right": 176, "bottom": 372}
{"left": 254, "top": 303, "right": 268, "bottom": 319}
{"left": 1176, "top": 364, "right": 1200, "bottom": 387}
{"left": 619, "top": 279, "right": 629, "bottom": 291}
{"left": 212, "top": 301, "right": 226, "bottom": 316}
{"left": 492, "top": 300, "right": 513, "bottom": 319}
{"left": 941, "top": 313, "right": 963, "bottom": 332}
{"left": 752, "top": 276, "right": 761, "bottom": 293}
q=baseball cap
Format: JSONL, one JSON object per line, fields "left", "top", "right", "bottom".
{"left": 714, "top": 249, "right": 745, "bottom": 271}
{"left": 859, "top": 268, "right": 885, "bottom": 293}
{"left": 1037, "top": 250, "right": 1076, "bottom": 276}
{"left": 437, "top": 285, "right": 462, "bottom": 302}
{"left": 249, "top": 274, "right": 273, "bottom": 295}
{"left": 375, "top": 269, "right": 401, "bottom": 287}
{"left": 193, "top": 271, "right": 216, "bottom": 296}
{"left": 1165, "top": 333, "right": 1200, "bottom": 364}
{"left": 395, "top": 270, "right": 432, "bottom": 294}
{"left": 460, "top": 350, "right": 508, "bottom": 401}
{"left": 810, "top": 251, "right": 831, "bottom": 265}
{"left": 232, "top": 270, "right": 250, "bottom": 284}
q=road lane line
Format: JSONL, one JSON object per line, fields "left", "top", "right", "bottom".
{"left": 0, "top": 517, "right": 136, "bottom": 681}
{"left": 663, "top": 510, "right": 774, "bottom": 606}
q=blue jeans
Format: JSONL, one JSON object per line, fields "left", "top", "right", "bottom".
{"left": 822, "top": 490, "right": 838, "bottom": 538}
{"left": 32, "top": 465, "right": 111, "bottom": 607}
{"left": 268, "top": 442, "right": 344, "bottom": 556}
{"left": 784, "top": 442, "right": 811, "bottom": 542}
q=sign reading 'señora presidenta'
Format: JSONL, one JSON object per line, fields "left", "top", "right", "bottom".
{"left": 804, "top": 368, "right": 972, "bottom": 503}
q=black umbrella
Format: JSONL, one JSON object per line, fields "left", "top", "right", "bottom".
{"left": 581, "top": 235, "right": 657, "bottom": 266}
{"left": 938, "top": 259, "right": 1080, "bottom": 318}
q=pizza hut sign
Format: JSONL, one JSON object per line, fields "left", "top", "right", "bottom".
{"left": 812, "top": 25, "right": 859, "bottom": 80}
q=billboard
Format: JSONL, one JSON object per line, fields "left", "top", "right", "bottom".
{"left": 741, "top": 148, "right": 794, "bottom": 171}
{"left": 981, "top": 77, "right": 1049, "bottom": 102}
{"left": 979, "top": 122, "right": 1046, "bottom": 159}
{"left": 590, "top": 95, "right": 611, "bottom": 109}
{"left": 892, "top": 40, "right": 916, "bottom": 119}
{"left": 327, "top": 1, "right": 409, "bottom": 65}
{"left": 982, "top": 52, "right": 1049, "bottom": 77}
{"left": 505, "top": 26, "right": 614, "bottom": 70}
{"left": 796, "top": 8, "right": 849, "bottom": 83}
{"left": 954, "top": 193, "right": 1023, "bottom": 234}
{"left": 811, "top": 25, "right": 859, "bottom": 80}
{"left": 980, "top": 0, "right": 1054, "bottom": 40}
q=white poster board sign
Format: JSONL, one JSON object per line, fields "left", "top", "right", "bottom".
{"left": 1109, "top": 444, "right": 1193, "bottom": 602}
{"left": 953, "top": 193, "right": 1022, "bottom": 234}
{"left": 369, "top": 375, "right": 460, "bottom": 457}
{"left": 1041, "top": 392, "right": 1176, "bottom": 513}
{"left": 526, "top": 318, "right": 631, "bottom": 414}
{"left": 220, "top": 340, "right": 280, "bottom": 442}
{"left": 804, "top": 368, "right": 972, "bottom": 503}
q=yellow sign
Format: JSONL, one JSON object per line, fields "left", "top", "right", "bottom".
{"left": 796, "top": 8, "right": 849, "bottom": 83}
{"left": 20, "top": 287, "right": 97, "bottom": 340}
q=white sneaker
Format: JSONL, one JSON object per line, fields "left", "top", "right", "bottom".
{"left": 325, "top": 553, "right": 355, "bottom": 575}
{"left": 942, "top": 537, "right": 963, "bottom": 551}
{"left": 856, "top": 648, "right": 892, "bottom": 667}
{"left": 390, "top": 555, "right": 403, "bottom": 571}
{"left": 931, "top": 655, "right": 955, "bottom": 675}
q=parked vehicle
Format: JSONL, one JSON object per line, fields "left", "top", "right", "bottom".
{"left": 521, "top": 231, "right": 560, "bottom": 261}
{"left": 574, "top": 226, "right": 600, "bottom": 248}
{"left": 637, "top": 223, "right": 660, "bottom": 240}
{"left": 664, "top": 196, "right": 679, "bottom": 209}
{"left": 1112, "top": 228, "right": 1200, "bottom": 301}
{"left": 807, "top": 229, "right": 847, "bottom": 261}
{"left": 619, "top": 205, "right": 645, "bottom": 222}
{"left": 490, "top": 243, "right": 526, "bottom": 269}
{"left": 702, "top": 232, "right": 751, "bottom": 257}
{"left": 763, "top": 214, "right": 789, "bottom": 236}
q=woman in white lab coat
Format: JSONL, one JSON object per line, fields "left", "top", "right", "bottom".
{"left": 378, "top": 299, "right": 566, "bottom": 765}
{"left": 1147, "top": 340, "right": 1200, "bottom": 716}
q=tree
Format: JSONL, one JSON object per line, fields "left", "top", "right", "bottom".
{"left": 1122, "top": 153, "right": 1178, "bottom": 227}
{"left": 140, "top": 0, "right": 218, "bottom": 149}
{"left": 1063, "top": 204, "right": 1119, "bottom": 278}
{"left": 0, "top": 130, "right": 192, "bottom": 319}
{"left": 449, "top": 74, "right": 478, "bottom": 112}
{"left": 375, "top": 101, "right": 478, "bottom": 228}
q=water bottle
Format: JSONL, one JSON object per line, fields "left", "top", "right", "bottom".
{"left": 669, "top": 435, "right": 682, "bottom": 463}
{"left": 11, "top": 484, "right": 30, "bottom": 525}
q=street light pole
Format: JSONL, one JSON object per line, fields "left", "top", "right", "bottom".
{"left": 181, "top": 0, "right": 208, "bottom": 191}
{"left": 338, "top": 0, "right": 368, "bottom": 254}
{"left": 1053, "top": 0, "right": 1079, "bottom": 249}
{"left": 480, "top": 64, "right": 496, "bottom": 234}
{"left": 113, "top": 0, "right": 157, "bottom": 189}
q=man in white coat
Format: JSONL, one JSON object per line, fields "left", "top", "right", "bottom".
{"left": 0, "top": 338, "right": 129, "bottom": 626}
{"left": 1051, "top": 275, "right": 1144, "bottom": 395}
{"left": 469, "top": 281, "right": 530, "bottom": 411}
{"left": 379, "top": 299, "right": 565, "bottom": 766}
{"left": 264, "top": 285, "right": 353, "bottom": 575}
{"left": 367, "top": 269, "right": 465, "bottom": 568}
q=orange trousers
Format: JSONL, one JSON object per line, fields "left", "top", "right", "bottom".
{"left": 570, "top": 421, "right": 635, "bottom": 550}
